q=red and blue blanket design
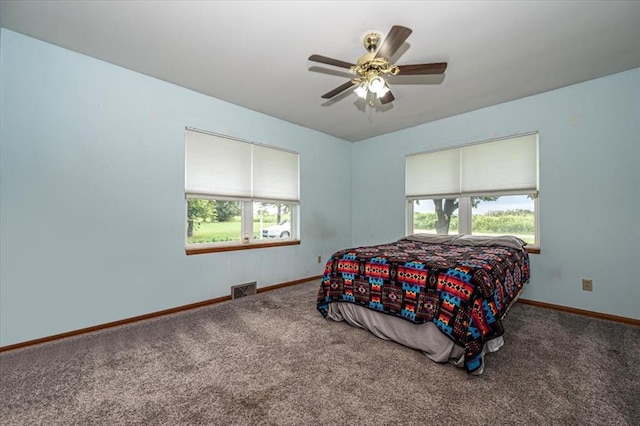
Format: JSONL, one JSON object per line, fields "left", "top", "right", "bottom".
{"left": 317, "top": 238, "right": 530, "bottom": 373}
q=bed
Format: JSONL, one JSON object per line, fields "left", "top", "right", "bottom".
{"left": 316, "top": 234, "right": 530, "bottom": 375}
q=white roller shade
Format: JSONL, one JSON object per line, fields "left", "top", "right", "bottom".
{"left": 185, "top": 130, "right": 252, "bottom": 198}
{"left": 406, "top": 147, "right": 460, "bottom": 197}
{"left": 405, "top": 133, "right": 538, "bottom": 198}
{"left": 185, "top": 129, "right": 299, "bottom": 202}
{"left": 253, "top": 144, "right": 299, "bottom": 202}
{"left": 461, "top": 134, "right": 538, "bottom": 195}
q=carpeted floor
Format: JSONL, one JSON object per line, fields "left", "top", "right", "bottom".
{"left": 1, "top": 280, "right": 639, "bottom": 425}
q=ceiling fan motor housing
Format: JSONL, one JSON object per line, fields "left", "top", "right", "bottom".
{"left": 351, "top": 55, "right": 399, "bottom": 80}
{"left": 353, "top": 32, "right": 400, "bottom": 79}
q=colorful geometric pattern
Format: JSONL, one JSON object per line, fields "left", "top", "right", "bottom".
{"left": 317, "top": 238, "right": 530, "bottom": 373}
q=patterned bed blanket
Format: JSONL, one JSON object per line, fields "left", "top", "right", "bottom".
{"left": 316, "top": 237, "right": 530, "bottom": 373}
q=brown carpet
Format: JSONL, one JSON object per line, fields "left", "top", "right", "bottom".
{"left": 1, "top": 280, "right": 639, "bottom": 425}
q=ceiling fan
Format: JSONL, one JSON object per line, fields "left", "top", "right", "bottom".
{"left": 308, "top": 25, "right": 447, "bottom": 106}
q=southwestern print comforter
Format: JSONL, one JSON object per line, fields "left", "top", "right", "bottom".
{"left": 317, "top": 235, "right": 530, "bottom": 373}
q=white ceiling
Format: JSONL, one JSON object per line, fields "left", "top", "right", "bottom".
{"left": 1, "top": 0, "right": 639, "bottom": 142}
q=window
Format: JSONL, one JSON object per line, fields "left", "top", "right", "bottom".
{"left": 185, "top": 129, "right": 299, "bottom": 252}
{"left": 406, "top": 133, "right": 539, "bottom": 249}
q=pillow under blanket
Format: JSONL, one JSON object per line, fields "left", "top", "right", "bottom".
{"left": 403, "top": 233, "right": 527, "bottom": 250}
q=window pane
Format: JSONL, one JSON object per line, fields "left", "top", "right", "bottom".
{"left": 254, "top": 201, "right": 292, "bottom": 239}
{"left": 471, "top": 195, "right": 535, "bottom": 244}
{"left": 186, "top": 199, "right": 242, "bottom": 244}
{"left": 412, "top": 198, "right": 459, "bottom": 235}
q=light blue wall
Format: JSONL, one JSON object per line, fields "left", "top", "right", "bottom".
{"left": 352, "top": 67, "right": 640, "bottom": 320}
{"left": 0, "top": 30, "right": 352, "bottom": 346}
{"left": 1, "top": 29, "right": 638, "bottom": 347}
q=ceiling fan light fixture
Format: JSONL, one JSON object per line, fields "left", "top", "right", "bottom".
{"left": 367, "top": 75, "right": 386, "bottom": 94}
{"left": 376, "top": 84, "right": 390, "bottom": 98}
{"left": 354, "top": 83, "right": 368, "bottom": 99}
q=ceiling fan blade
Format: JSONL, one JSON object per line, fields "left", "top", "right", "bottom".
{"left": 379, "top": 91, "right": 395, "bottom": 105}
{"left": 321, "top": 80, "right": 356, "bottom": 99}
{"left": 375, "top": 25, "right": 412, "bottom": 60}
{"left": 308, "top": 54, "right": 354, "bottom": 69}
{"left": 397, "top": 62, "right": 448, "bottom": 75}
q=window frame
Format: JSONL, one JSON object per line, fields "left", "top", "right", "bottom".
{"left": 405, "top": 133, "right": 540, "bottom": 253}
{"left": 184, "top": 128, "right": 300, "bottom": 254}
{"left": 406, "top": 192, "right": 540, "bottom": 252}
{"left": 185, "top": 198, "right": 300, "bottom": 255}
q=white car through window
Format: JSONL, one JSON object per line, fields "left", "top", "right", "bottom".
{"left": 261, "top": 220, "right": 291, "bottom": 239}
